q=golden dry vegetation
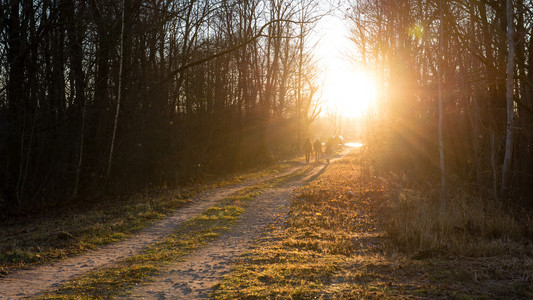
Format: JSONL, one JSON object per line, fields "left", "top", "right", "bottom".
{"left": 213, "top": 148, "right": 533, "bottom": 299}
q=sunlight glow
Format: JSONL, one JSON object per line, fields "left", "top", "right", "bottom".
{"left": 322, "top": 69, "right": 377, "bottom": 117}
{"left": 314, "top": 14, "right": 377, "bottom": 118}
{"left": 345, "top": 142, "right": 363, "bottom": 148}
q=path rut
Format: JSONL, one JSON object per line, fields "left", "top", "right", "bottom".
{"left": 0, "top": 163, "right": 304, "bottom": 299}
{"left": 121, "top": 162, "right": 329, "bottom": 299}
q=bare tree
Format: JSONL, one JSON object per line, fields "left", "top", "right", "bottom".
{"left": 107, "top": 0, "right": 126, "bottom": 178}
{"left": 501, "top": 0, "right": 515, "bottom": 198}
{"left": 346, "top": 0, "right": 533, "bottom": 204}
{"left": 438, "top": 0, "right": 446, "bottom": 214}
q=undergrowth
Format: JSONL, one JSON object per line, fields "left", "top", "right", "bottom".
{"left": 381, "top": 168, "right": 533, "bottom": 258}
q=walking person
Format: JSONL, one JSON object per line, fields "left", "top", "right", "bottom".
{"left": 325, "top": 137, "right": 335, "bottom": 163}
{"left": 313, "top": 138, "right": 322, "bottom": 163}
{"left": 303, "top": 138, "right": 313, "bottom": 163}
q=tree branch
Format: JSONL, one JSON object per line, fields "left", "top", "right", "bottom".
{"left": 161, "top": 19, "right": 312, "bottom": 85}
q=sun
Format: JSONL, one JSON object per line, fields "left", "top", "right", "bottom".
{"left": 314, "top": 14, "right": 377, "bottom": 118}
{"left": 322, "top": 69, "right": 377, "bottom": 118}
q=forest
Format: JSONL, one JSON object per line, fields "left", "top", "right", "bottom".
{"left": 2, "top": 0, "right": 533, "bottom": 298}
{"left": 1, "top": 0, "right": 533, "bottom": 209}
{"left": 349, "top": 0, "right": 533, "bottom": 205}
{"left": 1, "top": 0, "right": 323, "bottom": 208}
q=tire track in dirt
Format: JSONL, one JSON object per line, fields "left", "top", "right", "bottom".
{"left": 0, "top": 164, "right": 306, "bottom": 299}
{"left": 120, "top": 160, "right": 336, "bottom": 299}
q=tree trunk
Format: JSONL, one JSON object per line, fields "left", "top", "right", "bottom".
{"left": 501, "top": 0, "right": 515, "bottom": 198}
{"left": 107, "top": 0, "right": 126, "bottom": 178}
{"left": 438, "top": 0, "right": 446, "bottom": 215}
{"left": 6, "top": 0, "right": 25, "bottom": 206}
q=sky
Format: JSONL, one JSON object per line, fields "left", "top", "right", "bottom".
{"left": 311, "top": 5, "right": 377, "bottom": 118}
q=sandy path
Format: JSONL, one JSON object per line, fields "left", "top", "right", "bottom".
{"left": 0, "top": 164, "right": 305, "bottom": 299}
{"left": 121, "top": 162, "right": 330, "bottom": 299}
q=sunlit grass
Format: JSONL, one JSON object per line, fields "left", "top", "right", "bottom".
{"left": 213, "top": 151, "right": 398, "bottom": 299}
{"left": 212, "top": 149, "right": 533, "bottom": 299}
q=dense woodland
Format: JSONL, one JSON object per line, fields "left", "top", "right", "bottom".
{"left": 0, "top": 0, "right": 323, "bottom": 208}
{"left": 3, "top": 0, "right": 533, "bottom": 209}
{"left": 348, "top": 0, "right": 533, "bottom": 204}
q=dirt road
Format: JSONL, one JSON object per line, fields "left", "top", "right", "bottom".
{"left": 121, "top": 163, "right": 328, "bottom": 299}
{"left": 0, "top": 163, "right": 304, "bottom": 299}
{"left": 0, "top": 149, "right": 349, "bottom": 299}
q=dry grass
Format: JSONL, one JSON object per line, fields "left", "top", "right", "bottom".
{"left": 213, "top": 150, "right": 402, "bottom": 299}
{"left": 213, "top": 148, "right": 533, "bottom": 299}
{"left": 382, "top": 173, "right": 533, "bottom": 258}
{"left": 0, "top": 190, "right": 193, "bottom": 276}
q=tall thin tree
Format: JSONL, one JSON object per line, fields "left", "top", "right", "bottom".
{"left": 501, "top": 0, "right": 515, "bottom": 197}
{"left": 107, "top": 0, "right": 126, "bottom": 178}
{"left": 438, "top": 0, "right": 446, "bottom": 215}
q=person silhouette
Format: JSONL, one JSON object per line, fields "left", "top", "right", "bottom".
{"left": 325, "top": 137, "right": 335, "bottom": 163}
{"left": 313, "top": 138, "right": 322, "bottom": 163}
{"left": 304, "top": 138, "right": 313, "bottom": 163}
